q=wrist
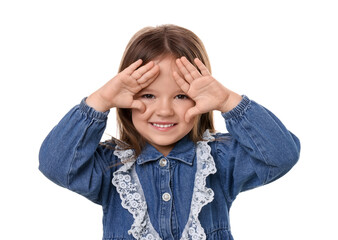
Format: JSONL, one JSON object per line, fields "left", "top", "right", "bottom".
{"left": 86, "top": 91, "right": 111, "bottom": 112}
{"left": 80, "top": 97, "right": 110, "bottom": 119}
{"left": 218, "top": 91, "right": 242, "bottom": 113}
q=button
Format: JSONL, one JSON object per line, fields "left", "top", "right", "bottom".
{"left": 162, "top": 192, "right": 171, "bottom": 201}
{"left": 159, "top": 158, "right": 167, "bottom": 167}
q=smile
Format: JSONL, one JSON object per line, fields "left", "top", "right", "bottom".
{"left": 151, "top": 123, "right": 175, "bottom": 128}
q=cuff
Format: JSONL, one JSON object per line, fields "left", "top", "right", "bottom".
{"left": 79, "top": 97, "right": 110, "bottom": 121}
{"left": 221, "top": 95, "right": 251, "bottom": 120}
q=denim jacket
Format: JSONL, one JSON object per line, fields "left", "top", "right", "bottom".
{"left": 39, "top": 96, "right": 300, "bottom": 240}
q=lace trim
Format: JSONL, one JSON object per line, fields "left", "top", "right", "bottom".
{"left": 112, "top": 147, "right": 161, "bottom": 240}
{"left": 112, "top": 130, "right": 217, "bottom": 240}
{"left": 181, "top": 130, "right": 216, "bottom": 240}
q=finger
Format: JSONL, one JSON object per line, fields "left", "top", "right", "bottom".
{"left": 194, "top": 58, "right": 210, "bottom": 76}
{"left": 137, "top": 64, "right": 160, "bottom": 85}
{"left": 131, "top": 61, "right": 154, "bottom": 79}
{"left": 130, "top": 100, "right": 146, "bottom": 113}
{"left": 138, "top": 72, "right": 159, "bottom": 89}
{"left": 124, "top": 59, "right": 143, "bottom": 75}
{"left": 176, "top": 58, "right": 194, "bottom": 83}
{"left": 180, "top": 56, "right": 201, "bottom": 79}
{"left": 185, "top": 107, "right": 201, "bottom": 123}
{"left": 173, "top": 71, "right": 190, "bottom": 93}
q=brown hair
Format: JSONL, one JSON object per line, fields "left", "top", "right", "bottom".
{"left": 114, "top": 24, "right": 215, "bottom": 156}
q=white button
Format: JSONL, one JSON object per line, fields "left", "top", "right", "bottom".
{"left": 162, "top": 192, "right": 171, "bottom": 201}
{"left": 159, "top": 158, "right": 167, "bottom": 167}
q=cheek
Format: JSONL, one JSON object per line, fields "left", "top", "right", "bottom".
{"left": 175, "top": 100, "right": 195, "bottom": 116}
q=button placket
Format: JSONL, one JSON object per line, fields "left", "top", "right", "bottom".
{"left": 159, "top": 158, "right": 173, "bottom": 239}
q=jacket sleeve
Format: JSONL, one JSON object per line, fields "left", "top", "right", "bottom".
{"left": 39, "top": 98, "right": 116, "bottom": 205}
{"left": 214, "top": 96, "right": 300, "bottom": 202}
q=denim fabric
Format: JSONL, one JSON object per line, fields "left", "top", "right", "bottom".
{"left": 39, "top": 96, "right": 300, "bottom": 240}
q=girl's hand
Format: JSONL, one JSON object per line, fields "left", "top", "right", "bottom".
{"left": 86, "top": 59, "right": 160, "bottom": 112}
{"left": 173, "top": 57, "right": 242, "bottom": 122}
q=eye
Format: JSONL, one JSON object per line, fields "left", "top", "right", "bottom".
{"left": 175, "top": 94, "right": 189, "bottom": 100}
{"left": 141, "top": 94, "right": 155, "bottom": 99}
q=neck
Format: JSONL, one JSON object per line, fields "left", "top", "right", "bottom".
{"left": 152, "top": 144, "right": 175, "bottom": 157}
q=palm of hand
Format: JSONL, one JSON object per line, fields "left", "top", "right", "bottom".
{"left": 186, "top": 76, "right": 222, "bottom": 112}
{"left": 100, "top": 60, "right": 160, "bottom": 112}
{"left": 174, "top": 57, "right": 229, "bottom": 122}
{"left": 109, "top": 75, "right": 143, "bottom": 109}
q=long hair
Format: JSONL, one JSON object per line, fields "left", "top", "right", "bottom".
{"left": 113, "top": 24, "right": 215, "bottom": 156}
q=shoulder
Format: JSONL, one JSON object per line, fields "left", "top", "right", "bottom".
{"left": 97, "top": 138, "right": 132, "bottom": 171}
{"left": 209, "top": 132, "right": 235, "bottom": 148}
{"left": 207, "top": 132, "right": 239, "bottom": 160}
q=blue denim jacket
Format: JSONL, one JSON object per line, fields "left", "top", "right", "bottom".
{"left": 39, "top": 96, "right": 300, "bottom": 240}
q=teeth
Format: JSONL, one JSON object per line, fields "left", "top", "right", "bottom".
{"left": 152, "top": 123, "right": 174, "bottom": 128}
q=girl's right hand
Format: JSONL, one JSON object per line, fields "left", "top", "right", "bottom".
{"left": 86, "top": 59, "right": 160, "bottom": 113}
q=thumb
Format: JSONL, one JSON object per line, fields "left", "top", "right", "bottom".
{"left": 185, "top": 107, "right": 200, "bottom": 123}
{"left": 131, "top": 100, "right": 146, "bottom": 113}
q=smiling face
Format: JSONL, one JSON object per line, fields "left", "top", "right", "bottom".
{"left": 132, "top": 56, "right": 196, "bottom": 156}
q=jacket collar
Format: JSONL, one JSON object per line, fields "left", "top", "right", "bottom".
{"left": 136, "top": 135, "right": 196, "bottom": 166}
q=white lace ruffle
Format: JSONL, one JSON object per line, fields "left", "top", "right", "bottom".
{"left": 112, "top": 147, "right": 161, "bottom": 240}
{"left": 112, "top": 130, "right": 216, "bottom": 240}
{"left": 181, "top": 130, "right": 216, "bottom": 240}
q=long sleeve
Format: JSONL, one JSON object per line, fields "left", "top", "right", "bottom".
{"left": 214, "top": 96, "right": 300, "bottom": 202}
{"left": 39, "top": 98, "right": 116, "bottom": 205}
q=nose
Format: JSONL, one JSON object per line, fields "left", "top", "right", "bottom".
{"left": 155, "top": 98, "right": 174, "bottom": 116}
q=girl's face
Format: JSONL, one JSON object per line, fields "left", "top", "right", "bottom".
{"left": 132, "top": 56, "right": 196, "bottom": 156}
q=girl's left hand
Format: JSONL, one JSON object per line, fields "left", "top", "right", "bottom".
{"left": 173, "top": 57, "right": 242, "bottom": 122}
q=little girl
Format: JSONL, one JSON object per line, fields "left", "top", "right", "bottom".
{"left": 39, "top": 24, "right": 300, "bottom": 240}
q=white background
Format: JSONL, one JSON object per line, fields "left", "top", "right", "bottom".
{"left": 1, "top": 0, "right": 337, "bottom": 239}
